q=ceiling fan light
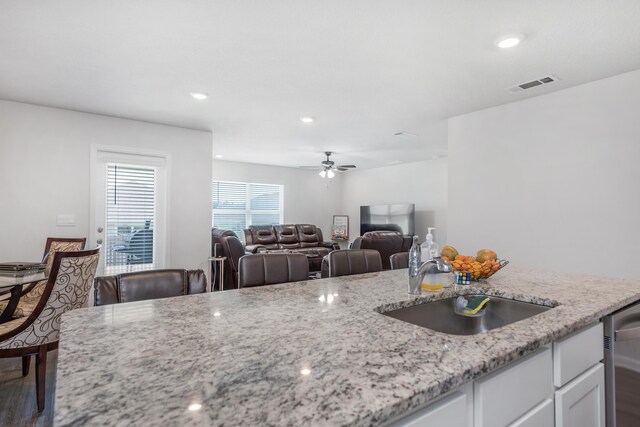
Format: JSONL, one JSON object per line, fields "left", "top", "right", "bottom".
{"left": 327, "top": 169, "right": 335, "bottom": 179}
{"left": 319, "top": 170, "right": 327, "bottom": 178}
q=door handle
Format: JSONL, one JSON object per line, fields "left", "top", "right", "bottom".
{"left": 615, "top": 325, "right": 640, "bottom": 341}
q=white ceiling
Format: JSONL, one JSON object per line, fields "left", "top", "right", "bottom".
{"left": 1, "top": 1, "right": 640, "bottom": 169}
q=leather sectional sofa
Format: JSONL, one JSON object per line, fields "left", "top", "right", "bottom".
{"left": 244, "top": 224, "right": 337, "bottom": 263}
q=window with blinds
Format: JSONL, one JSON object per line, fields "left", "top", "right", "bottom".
{"left": 105, "top": 164, "right": 156, "bottom": 274}
{"left": 212, "top": 181, "right": 284, "bottom": 240}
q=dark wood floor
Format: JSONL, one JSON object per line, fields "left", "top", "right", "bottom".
{"left": 0, "top": 351, "right": 57, "bottom": 427}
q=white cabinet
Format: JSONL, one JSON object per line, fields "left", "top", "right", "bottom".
{"left": 555, "top": 363, "right": 605, "bottom": 427}
{"left": 510, "top": 398, "right": 554, "bottom": 427}
{"left": 474, "top": 346, "right": 553, "bottom": 427}
{"left": 390, "top": 323, "right": 605, "bottom": 427}
{"left": 553, "top": 323, "right": 603, "bottom": 387}
{"left": 390, "top": 386, "right": 471, "bottom": 427}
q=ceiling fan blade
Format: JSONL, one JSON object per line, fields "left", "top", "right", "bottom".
{"left": 336, "top": 167, "right": 350, "bottom": 172}
{"left": 337, "top": 165, "right": 356, "bottom": 169}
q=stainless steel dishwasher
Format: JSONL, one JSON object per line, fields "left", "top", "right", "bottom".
{"left": 604, "top": 301, "right": 640, "bottom": 426}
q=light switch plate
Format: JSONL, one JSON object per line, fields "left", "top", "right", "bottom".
{"left": 57, "top": 214, "right": 76, "bottom": 227}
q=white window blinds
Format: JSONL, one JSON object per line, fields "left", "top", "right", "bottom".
{"left": 105, "top": 164, "right": 156, "bottom": 274}
{"left": 212, "top": 181, "right": 284, "bottom": 240}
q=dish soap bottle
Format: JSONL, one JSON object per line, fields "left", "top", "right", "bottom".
{"left": 421, "top": 228, "right": 437, "bottom": 262}
{"left": 421, "top": 229, "right": 452, "bottom": 292}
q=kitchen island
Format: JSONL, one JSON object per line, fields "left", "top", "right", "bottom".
{"left": 54, "top": 267, "right": 640, "bottom": 426}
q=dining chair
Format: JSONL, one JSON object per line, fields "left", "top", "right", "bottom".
{"left": 0, "top": 237, "right": 86, "bottom": 317}
{"left": 94, "top": 269, "right": 207, "bottom": 306}
{"left": 238, "top": 253, "right": 309, "bottom": 288}
{"left": 389, "top": 252, "right": 409, "bottom": 270}
{"left": 320, "top": 249, "right": 383, "bottom": 278}
{"left": 0, "top": 248, "right": 100, "bottom": 411}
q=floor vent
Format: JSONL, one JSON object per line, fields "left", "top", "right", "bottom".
{"left": 509, "top": 75, "right": 560, "bottom": 93}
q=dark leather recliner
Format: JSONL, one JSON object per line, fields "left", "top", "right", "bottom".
{"left": 351, "top": 231, "right": 412, "bottom": 270}
{"left": 389, "top": 252, "right": 409, "bottom": 270}
{"left": 321, "top": 249, "right": 383, "bottom": 278}
{"left": 238, "top": 253, "right": 309, "bottom": 288}
{"left": 211, "top": 228, "right": 245, "bottom": 290}
{"left": 94, "top": 269, "right": 207, "bottom": 306}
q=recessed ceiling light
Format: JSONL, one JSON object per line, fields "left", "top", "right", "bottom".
{"left": 190, "top": 92, "right": 209, "bottom": 100}
{"left": 300, "top": 368, "right": 311, "bottom": 376}
{"left": 188, "top": 403, "right": 202, "bottom": 411}
{"left": 300, "top": 116, "right": 314, "bottom": 123}
{"left": 215, "top": 154, "right": 224, "bottom": 159}
{"left": 494, "top": 33, "right": 525, "bottom": 49}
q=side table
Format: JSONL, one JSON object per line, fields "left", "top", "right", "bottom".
{"left": 208, "top": 256, "right": 227, "bottom": 292}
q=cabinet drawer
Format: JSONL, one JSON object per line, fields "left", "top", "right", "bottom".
{"left": 553, "top": 322, "right": 603, "bottom": 387}
{"left": 474, "top": 346, "right": 552, "bottom": 427}
{"left": 391, "top": 390, "right": 468, "bottom": 427}
{"left": 555, "top": 363, "right": 605, "bottom": 427}
{"left": 509, "top": 398, "right": 554, "bottom": 427}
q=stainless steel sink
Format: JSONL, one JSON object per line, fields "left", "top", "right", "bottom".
{"left": 382, "top": 295, "right": 553, "bottom": 335}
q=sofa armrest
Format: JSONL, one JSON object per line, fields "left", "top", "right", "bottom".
{"left": 319, "top": 241, "right": 339, "bottom": 250}
{"left": 245, "top": 244, "right": 267, "bottom": 254}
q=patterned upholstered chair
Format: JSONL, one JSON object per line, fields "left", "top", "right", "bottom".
{"left": 0, "top": 248, "right": 100, "bottom": 411}
{"left": 0, "top": 237, "right": 86, "bottom": 318}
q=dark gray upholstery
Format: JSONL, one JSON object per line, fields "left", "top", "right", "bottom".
{"left": 94, "top": 269, "right": 207, "bottom": 306}
{"left": 238, "top": 253, "right": 309, "bottom": 288}
{"left": 389, "top": 252, "right": 409, "bottom": 270}
{"left": 320, "top": 249, "right": 383, "bottom": 278}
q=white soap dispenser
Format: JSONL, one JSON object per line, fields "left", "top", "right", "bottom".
{"left": 421, "top": 228, "right": 437, "bottom": 262}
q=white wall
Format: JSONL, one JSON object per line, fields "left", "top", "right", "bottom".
{"left": 341, "top": 159, "right": 449, "bottom": 245}
{"left": 212, "top": 160, "right": 342, "bottom": 240}
{"left": 0, "top": 100, "right": 212, "bottom": 271}
{"left": 448, "top": 69, "right": 640, "bottom": 279}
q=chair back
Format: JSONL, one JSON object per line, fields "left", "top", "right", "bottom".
{"left": 211, "top": 230, "right": 245, "bottom": 290}
{"left": 93, "top": 269, "right": 207, "bottom": 306}
{"left": 238, "top": 253, "right": 309, "bottom": 288}
{"left": 389, "top": 252, "right": 409, "bottom": 270}
{"left": 321, "top": 249, "right": 383, "bottom": 278}
{"left": 42, "top": 237, "right": 87, "bottom": 271}
{"left": 0, "top": 248, "right": 100, "bottom": 349}
{"left": 351, "top": 232, "right": 412, "bottom": 270}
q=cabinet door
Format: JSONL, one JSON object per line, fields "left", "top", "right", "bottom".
{"left": 392, "top": 390, "right": 468, "bottom": 427}
{"left": 555, "top": 363, "right": 605, "bottom": 427}
{"left": 474, "top": 347, "right": 553, "bottom": 427}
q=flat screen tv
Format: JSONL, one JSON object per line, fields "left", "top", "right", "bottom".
{"left": 360, "top": 204, "right": 415, "bottom": 236}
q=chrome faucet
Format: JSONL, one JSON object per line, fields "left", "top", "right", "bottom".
{"left": 408, "top": 257, "right": 454, "bottom": 295}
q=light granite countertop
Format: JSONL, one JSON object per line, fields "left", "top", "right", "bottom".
{"left": 54, "top": 267, "right": 640, "bottom": 426}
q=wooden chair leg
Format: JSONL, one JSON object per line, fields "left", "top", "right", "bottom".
{"left": 22, "top": 355, "right": 30, "bottom": 377}
{"left": 35, "top": 345, "right": 47, "bottom": 412}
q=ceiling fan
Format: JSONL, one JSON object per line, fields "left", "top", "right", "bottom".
{"left": 299, "top": 152, "right": 357, "bottom": 178}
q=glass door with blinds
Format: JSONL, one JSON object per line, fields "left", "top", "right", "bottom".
{"left": 212, "top": 181, "right": 284, "bottom": 240}
{"left": 91, "top": 148, "right": 168, "bottom": 277}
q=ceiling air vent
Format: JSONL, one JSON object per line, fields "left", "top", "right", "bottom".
{"left": 509, "top": 75, "right": 560, "bottom": 93}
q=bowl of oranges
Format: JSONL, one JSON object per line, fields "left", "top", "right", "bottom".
{"left": 440, "top": 246, "right": 508, "bottom": 281}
